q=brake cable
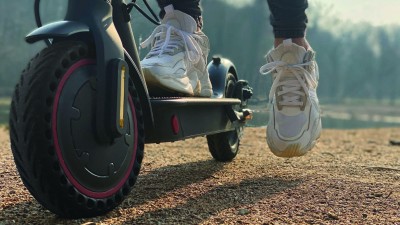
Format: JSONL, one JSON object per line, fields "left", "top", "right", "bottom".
{"left": 127, "top": 0, "right": 161, "bottom": 26}
{"left": 34, "top": 0, "right": 51, "bottom": 46}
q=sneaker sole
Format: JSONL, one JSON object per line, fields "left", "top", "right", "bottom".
{"left": 143, "top": 68, "right": 194, "bottom": 97}
{"left": 269, "top": 140, "right": 318, "bottom": 158}
{"left": 267, "top": 118, "right": 322, "bottom": 158}
{"left": 190, "top": 69, "right": 213, "bottom": 97}
{"left": 198, "top": 88, "right": 212, "bottom": 97}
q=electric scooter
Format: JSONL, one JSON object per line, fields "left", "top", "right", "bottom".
{"left": 9, "top": 0, "right": 252, "bottom": 218}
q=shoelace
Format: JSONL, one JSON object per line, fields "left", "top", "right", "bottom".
{"left": 141, "top": 24, "right": 202, "bottom": 64}
{"left": 260, "top": 61, "right": 318, "bottom": 107}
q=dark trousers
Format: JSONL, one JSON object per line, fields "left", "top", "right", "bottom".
{"left": 156, "top": 0, "right": 308, "bottom": 38}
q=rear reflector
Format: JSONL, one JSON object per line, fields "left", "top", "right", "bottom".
{"left": 171, "top": 115, "right": 180, "bottom": 135}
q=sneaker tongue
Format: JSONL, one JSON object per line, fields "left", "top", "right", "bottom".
{"left": 281, "top": 52, "right": 298, "bottom": 64}
{"left": 269, "top": 39, "right": 307, "bottom": 64}
{"left": 165, "top": 19, "right": 183, "bottom": 31}
{"left": 162, "top": 5, "right": 197, "bottom": 33}
{"left": 270, "top": 39, "right": 308, "bottom": 115}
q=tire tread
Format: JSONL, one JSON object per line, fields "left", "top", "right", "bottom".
{"left": 9, "top": 41, "right": 145, "bottom": 218}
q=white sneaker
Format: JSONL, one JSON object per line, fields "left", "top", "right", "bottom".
{"left": 260, "top": 39, "right": 322, "bottom": 158}
{"left": 140, "top": 5, "right": 212, "bottom": 97}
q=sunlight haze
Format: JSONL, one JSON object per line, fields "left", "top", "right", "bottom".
{"left": 222, "top": 0, "right": 400, "bottom": 26}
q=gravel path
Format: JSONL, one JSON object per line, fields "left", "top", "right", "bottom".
{"left": 1, "top": 127, "right": 400, "bottom": 224}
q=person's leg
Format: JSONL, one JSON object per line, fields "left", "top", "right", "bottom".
{"left": 261, "top": 0, "right": 321, "bottom": 158}
{"left": 157, "top": 0, "right": 203, "bottom": 30}
{"left": 140, "top": 0, "right": 212, "bottom": 97}
{"left": 267, "top": 0, "right": 310, "bottom": 49}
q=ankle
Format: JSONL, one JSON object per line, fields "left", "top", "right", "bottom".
{"left": 274, "top": 38, "right": 310, "bottom": 50}
{"left": 195, "top": 16, "right": 203, "bottom": 32}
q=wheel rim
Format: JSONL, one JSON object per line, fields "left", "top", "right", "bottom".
{"left": 226, "top": 75, "right": 240, "bottom": 152}
{"left": 227, "top": 130, "right": 239, "bottom": 151}
{"left": 52, "top": 59, "right": 138, "bottom": 198}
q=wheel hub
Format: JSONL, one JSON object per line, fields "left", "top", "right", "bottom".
{"left": 54, "top": 63, "right": 136, "bottom": 194}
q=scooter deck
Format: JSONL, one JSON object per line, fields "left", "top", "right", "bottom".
{"left": 145, "top": 97, "right": 242, "bottom": 143}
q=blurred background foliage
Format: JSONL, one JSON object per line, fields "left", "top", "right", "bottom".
{"left": 1, "top": 0, "right": 400, "bottom": 127}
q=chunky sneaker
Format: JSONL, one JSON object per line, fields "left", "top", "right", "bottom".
{"left": 260, "top": 39, "right": 322, "bottom": 158}
{"left": 140, "top": 5, "right": 212, "bottom": 97}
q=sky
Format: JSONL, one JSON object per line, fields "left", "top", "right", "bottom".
{"left": 222, "top": 0, "right": 400, "bottom": 26}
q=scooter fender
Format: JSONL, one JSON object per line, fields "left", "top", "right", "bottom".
{"left": 26, "top": 19, "right": 154, "bottom": 135}
{"left": 25, "top": 21, "right": 89, "bottom": 43}
{"left": 208, "top": 57, "right": 238, "bottom": 98}
{"left": 24, "top": 0, "right": 150, "bottom": 140}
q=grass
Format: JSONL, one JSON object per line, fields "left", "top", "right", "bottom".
{"left": 0, "top": 97, "right": 11, "bottom": 125}
{"left": 320, "top": 97, "right": 400, "bottom": 106}
{"left": 0, "top": 97, "right": 11, "bottom": 104}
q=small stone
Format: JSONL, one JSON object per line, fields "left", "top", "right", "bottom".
{"left": 374, "top": 193, "right": 383, "bottom": 198}
{"left": 327, "top": 212, "right": 339, "bottom": 220}
{"left": 81, "top": 222, "right": 96, "bottom": 225}
{"left": 362, "top": 213, "right": 368, "bottom": 219}
{"left": 238, "top": 209, "right": 250, "bottom": 215}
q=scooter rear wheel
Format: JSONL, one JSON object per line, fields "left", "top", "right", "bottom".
{"left": 9, "top": 41, "right": 144, "bottom": 218}
{"left": 207, "top": 73, "right": 241, "bottom": 162}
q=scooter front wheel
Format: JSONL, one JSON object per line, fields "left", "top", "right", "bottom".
{"left": 9, "top": 41, "right": 144, "bottom": 218}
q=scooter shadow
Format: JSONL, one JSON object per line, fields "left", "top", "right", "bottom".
{"left": 0, "top": 160, "right": 302, "bottom": 224}
{"left": 0, "top": 159, "right": 225, "bottom": 224}
{"left": 121, "top": 160, "right": 303, "bottom": 224}
{"left": 122, "top": 159, "right": 226, "bottom": 208}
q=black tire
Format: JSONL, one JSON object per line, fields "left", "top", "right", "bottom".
{"left": 207, "top": 73, "right": 240, "bottom": 162}
{"left": 9, "top": 41, "right": 145, "bottom": 218}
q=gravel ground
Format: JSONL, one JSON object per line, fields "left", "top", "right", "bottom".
{"left": 1, "top": 126, "right": 400, "bottom": 224}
